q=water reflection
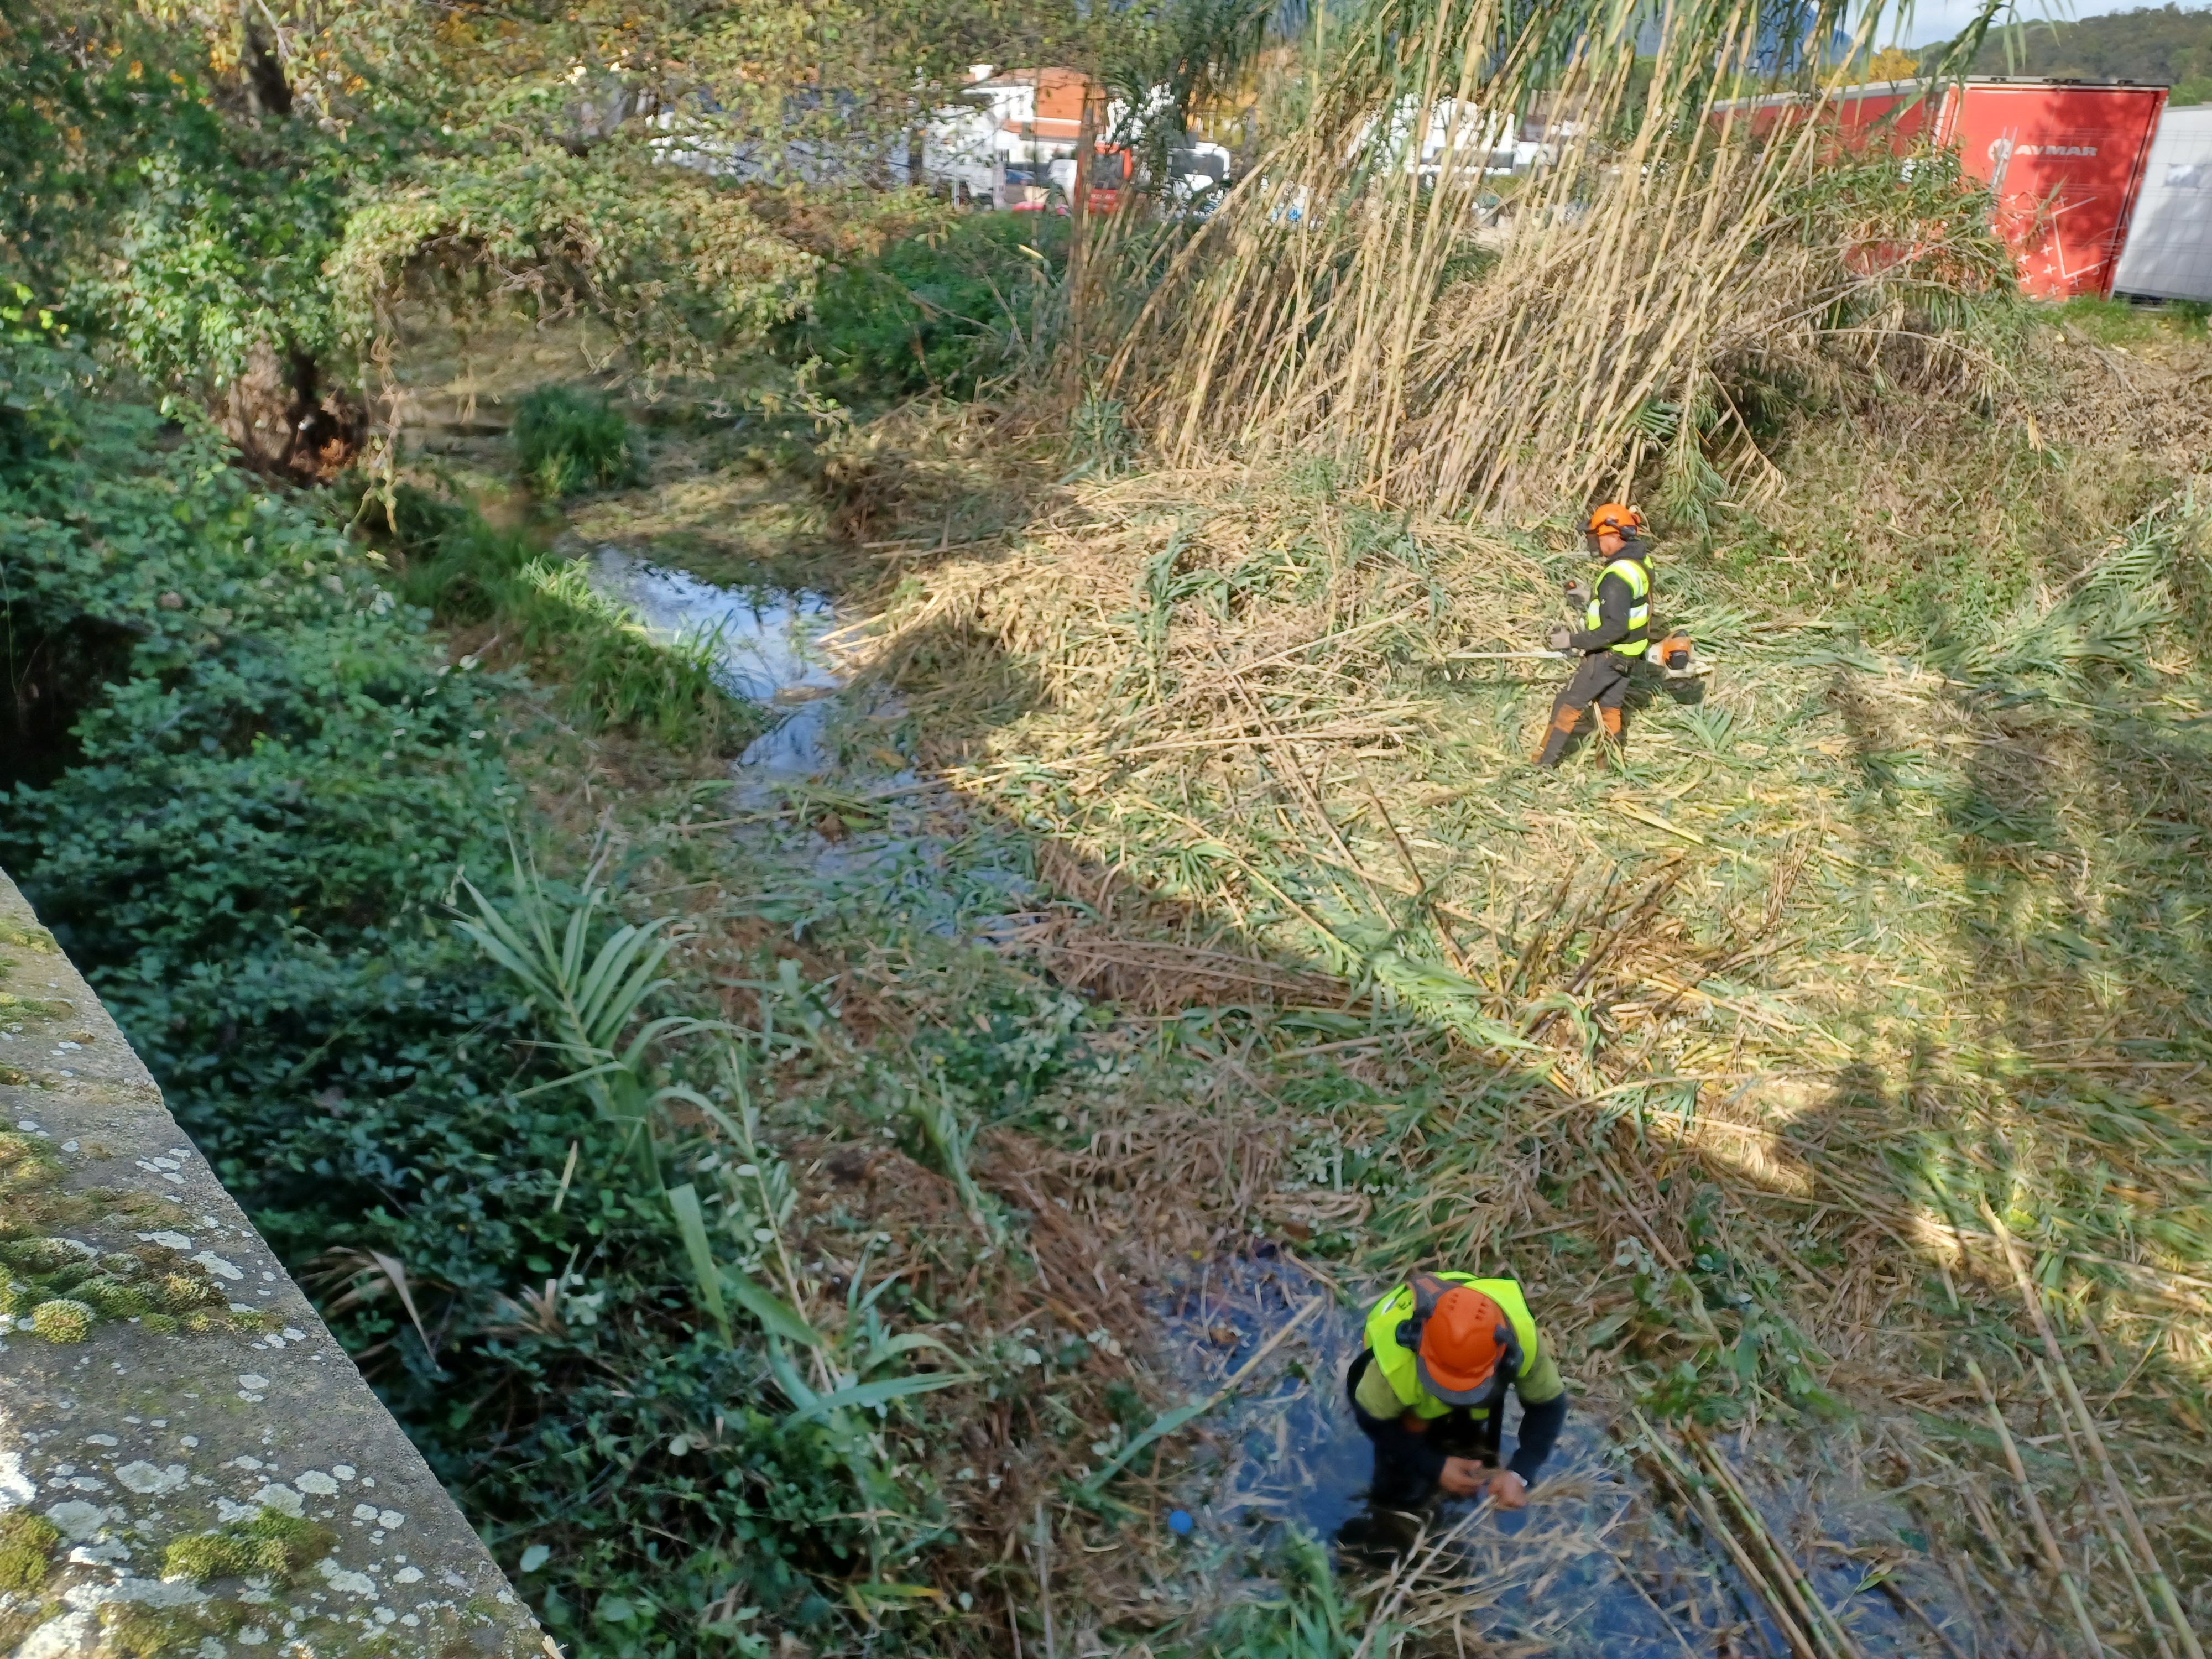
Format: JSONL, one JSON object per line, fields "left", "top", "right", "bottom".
{"left": 586, "top": 547, "right": 844, "bottom": 771}
{"left": 1156, "top": 1253, "right": 1964, "bottom": 1657}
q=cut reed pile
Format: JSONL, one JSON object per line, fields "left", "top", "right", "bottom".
{"left": 828, "top": 441, "right": 2212, "bottom": 1651}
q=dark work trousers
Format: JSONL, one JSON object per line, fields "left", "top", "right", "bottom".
{"left": 1536, "top": 651, "right": 1635, "bottom": 766}
{"left": 1347, "top": 1351, "right": 1503, "bottom": 1507}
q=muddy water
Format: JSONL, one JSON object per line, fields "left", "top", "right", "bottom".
{"left": 1157, "top": 1254, "right": 1973, "bottom": 1657}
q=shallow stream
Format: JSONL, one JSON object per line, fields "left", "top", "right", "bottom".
{"left": 587, "top": 547, "right": 847, "bottom": 773}
{"left": 1150, "top": 1254, "right": 1972, "bottom": 1657}
{"left": 586, "top": 547, "right": 1980, "bottom": 1658}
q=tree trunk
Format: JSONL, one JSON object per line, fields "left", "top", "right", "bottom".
{"left": 239, "top": 0, "right": 293, "bottom": 118}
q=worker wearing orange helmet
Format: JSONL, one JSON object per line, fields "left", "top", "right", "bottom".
{"left": 1533, "top": 502, "right": 1652, "bottom": 767}
{"left": 1348, "top": 1272, "right": 1568, "bottom": 1509}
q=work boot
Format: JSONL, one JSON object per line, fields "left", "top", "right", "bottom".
{"left": 1533, "top": 703, "right": 1583, "bottom": 768}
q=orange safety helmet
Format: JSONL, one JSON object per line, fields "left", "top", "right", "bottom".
{"left": 1415, "top": 1286, "right": 1520, "bottom": 1405}
{"left": 1587, "top": 502, "right": 1645, "bottom": 540}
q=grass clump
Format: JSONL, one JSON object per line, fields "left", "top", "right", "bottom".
{"left": 2056, "top": 293, "right": 2211, "bottom": 346}
{"left": 514, "top": 387, "right": 642, "bottom": 498}
{"left": 161, "top": 1510, "right": 331, "bottom": 1585}
{"left": 0, "top": 1512, "right": 60, "bottom": 1594}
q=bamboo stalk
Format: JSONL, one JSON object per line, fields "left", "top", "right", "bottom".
{"left": 1636, "top": 1423, "right": 1822, "bottom": 1659}
{"left": 1693, "top": 1438, "right": 1871, "bottom": 1659}
{"left": 1980, "top": 1201, "right": 2202, "bottom": 1659}
{"left": 1033, "top": 1498, "right": 1056, "bottom": 1659}
{"left": 1963, "top": 1357, "right": 2107, "bottom": 1659}
{"left": 2031, "top": 1356, "right": 2178, "bottom": 1659}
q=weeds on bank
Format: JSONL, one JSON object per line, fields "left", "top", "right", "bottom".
{"left": 515, "top": 385, "right": 644, "bottom": 498}
{"left": 382, "top": 483, "right": 760, "bottom": 753}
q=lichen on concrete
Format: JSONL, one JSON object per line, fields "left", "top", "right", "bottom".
{"left": 0, "top": 867, "right": 552, "bottom": 1659}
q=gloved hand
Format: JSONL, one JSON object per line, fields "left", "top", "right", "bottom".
{"left": 1563, "top": 580, "right": 1591, "bottom": 608}
{"left": 1547, "top": 625, "right": 1573, "bottom": 653}
{"left": 1439, "top": 1457, "right": 1487, "bottom": 1498}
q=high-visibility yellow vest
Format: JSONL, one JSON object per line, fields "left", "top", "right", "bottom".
{"left": 1587, "top": 554, "right": 1651, "bottom": 656}
{"left": 1362, "top": 1275, "right": 1540, "bottom": 1422}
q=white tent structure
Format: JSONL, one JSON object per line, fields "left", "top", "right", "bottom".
{"left": 2112, "top": 103, "right": 2212, "bottom": 304}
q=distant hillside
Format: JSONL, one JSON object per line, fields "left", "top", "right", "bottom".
{"left": 1932, "top": 3, "right": 2212, "bottom": 104}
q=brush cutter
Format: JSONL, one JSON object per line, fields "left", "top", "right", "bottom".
{"left": 1446, "top": 632, "right": 1713, "bottom": 679}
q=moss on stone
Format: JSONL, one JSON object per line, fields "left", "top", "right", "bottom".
{"left": 0, "top": 1511, "right": 61, "bottom": 1594}
{"left": 0, "top": 1131, "right": 55, "bottom": 1173}
{"left": 29, "top": 1297, "right": 95, "bottom": 1342}
{"left": 141, "top": 1311, "right": 180, "bottom": 1334}
{"left": 0, "top": 1281, "right": 25, "bottom": 1317}
{"left": 98, "top": 1603, "right": 198, "bottom": 1658}
{"left": 154, "top": 1271, "right": 221, "bottom": 1312}
{"left": 77, "top": 1275, "right": 152, "bottom": 1318}
{"left": 161, "top": 1509, "right": 333, "bottom": 1587}
{"left": 0, "top": 921, "right": 57, "bottom": 952}
{"left": 0, "top": 1237, "right": 90, "bottom": 1274}
{"left": 0, "top": 994, "right": 72, "bottom": 1016}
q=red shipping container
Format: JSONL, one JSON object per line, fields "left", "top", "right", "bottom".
{"left": 1934, "top": 80, "right": 2167, "bottom": 299}
{"left": 1718, "top": 80, "right": 1938, "bottom": 155}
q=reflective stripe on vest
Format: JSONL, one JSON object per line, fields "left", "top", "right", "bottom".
{"left": 1585, "top": 555, "right": 1651, "bottom": 656}
{"left": 1362, "top": 1275, "right": 1540, "bottom": 1421}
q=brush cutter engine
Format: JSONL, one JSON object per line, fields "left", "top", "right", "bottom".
{"left": 1645, "top": 630, "right": 1708, "bottom": 680}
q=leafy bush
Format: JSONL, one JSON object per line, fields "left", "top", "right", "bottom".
{"left": 0, "top": 345, "right": 933, "bottom": 1650}
{"left": 781, "top": 214, "right": 1067, "bottom": 401}
{"left": 514, "top": 386, "right": 643, "bottom": 497}
{"left": 1, "top": 16, "right": 346, "bottom": 400}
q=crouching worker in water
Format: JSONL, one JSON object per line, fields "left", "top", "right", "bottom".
{"left": 1348, "top": 1272, "right": 1567, "bottom": 1510}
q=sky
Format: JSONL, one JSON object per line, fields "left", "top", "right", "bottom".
{"left": 1893, "top": 0, "right": 2189, "bottom": 46}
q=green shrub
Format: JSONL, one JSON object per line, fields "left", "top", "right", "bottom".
{"left": 386, "top": 488, "right": 538, "bottom": 622}
{"left": 781, "top": 215, "right": 1067, "bottom": 401}
{"left": 513, "top": 387, "right": 641, "bottom": 498}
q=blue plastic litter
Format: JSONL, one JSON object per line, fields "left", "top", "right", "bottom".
{"left": 1167, "top": 1509, "right": 1194, "bottom": 1535}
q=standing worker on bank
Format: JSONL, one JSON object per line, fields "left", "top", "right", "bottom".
{"left": 1348, "top": 1271, "right": 1568, "bottom": 1510}
{"left": 1533, "top": 503, "right": 1652, "bottom": 768}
